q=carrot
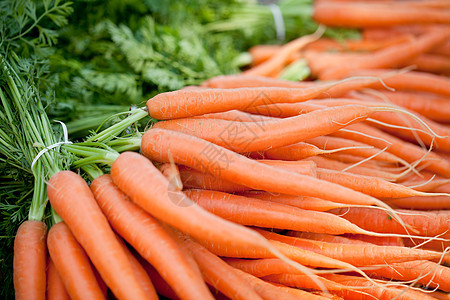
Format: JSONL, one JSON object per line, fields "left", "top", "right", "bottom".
{"left": 152, "top": 104, "right": 385, "bottom": 153}
{"left": 197, "top": 110, "right": 276, "bottom": 123}
{"left": 46, "top": 258, "right": 70, "bottom": 300}
{"left": 306, "top": 136, "right": 407, "bottom": 164}
{"left": 185, "top": 189, "right": 381, "bottom": 235}
{"left": 305, "top": 156, "right": 403, "bottom": 181}
{"left": 147, "top": 78, "right": 380, "bottom": 119}
{"left": 402, "top": 238, "right": 450, "bottom": 253}
{"left": 350, "top": 69, "right": 450, "bottom": 97}
{"left": 46, "top": 170, "right": 148, "bottom": 300}
{"left": 243, "top": 27, "right": 324, "bottom": 77}
{"left": 257, "top": 160, "right": 317, "bottom": 178}
{"left": 321, "top": 273, "right": 437, "bottom": 300}
{"left": 232, "top": 267, "right": 321, "bottom": 300}
{"left": 330, "top": 123, "right": 450, "bottom": 178}
{"left": 351, "top": 90, "right": 450, "bottom": 123}
{"left": 257, "top": 229, "right": 443, "bottom": 266}
{"left": 262, "top": 273, "right": 351, "bottom": 292}
{"left": 329, "top": 207, "right": 450, "bottom": 237}
{"left": 407, "top": 53, "right": 450, "bottom": 75}
{"left": 90, "top": 174, "right": 214, "bottom": 300}
{"left": 141, "top": 128, "right": 400, "bottom": 212}
{"left": 110, "top": 151, "right": 315, "bottom": 278}
{"left": 305, "top": 35, "right": 414, "bottom": 52}
{"left": 386, "top": 195, "right": 450, "bottom": 210}
{"left": 158, "top": 162, "right": 183, "bottom": 191}
{"left": 319, "top": 28, "right": 450, "bottom": 79}
{"left": 248, "top": 44, "right": 282, "bottom": 66}
{"left": 367, "top": 260, "right": 450, "bottom": 292}
{"left": 224, "top": 257, "right": 306, "bottom": 278}
{"left": 313, "top": 1, "right": 450, "bottom": 27}
{"left": 179, "top": 166, "right": 251, "bottom": 193}
{"left": 169, "top": 228, "right": 263, "bottom": 300}
{"left": 13, "top": 220, "right": 47, "bottom": 300}
{"left": 47, "top": 221, "right": 106, "bottom": 300}
{"left": 239, "top": 191, "right": 351, "bottom": 212}
{"left": 343, "top": 234, "right": 405, "bottom": 247}
{"left": 315, "top": 168, "right": 440, "bottom": 198}
{"left": 287, "top": 231, "right": 373, "bottom": 245}
{"left": 114, "top": 236, "right": 158, "bottom": 299}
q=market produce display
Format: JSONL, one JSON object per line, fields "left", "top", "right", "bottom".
{"left": 1, "top": 0, "right": 450, "bottom": 299}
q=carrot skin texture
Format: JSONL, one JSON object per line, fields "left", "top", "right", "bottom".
{"left": 46, "top": 258, "right": 70, "bottom": 300}
{"left": 110, "top": 151, "right": 276, "bottom": 256}
{"left": 13, "top": 220, "right": 47, "bottom": 300}
{"left": 90, "top": 174, "right": 214, "bottom": 300}
{"left": 47, "top": 170, "right": 148, "bottom": 300}
{"left": 141, "top": 128, "right": 389, "bottom": 208}
{"left": 153, "top": 105, "right": 377, "bottom": 152}
{"left": 47, "top": 221, "right": 106, "bottom": 300}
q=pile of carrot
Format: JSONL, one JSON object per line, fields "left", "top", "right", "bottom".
{"left": 13, "top": 0, "right": 450, "bottom": 299}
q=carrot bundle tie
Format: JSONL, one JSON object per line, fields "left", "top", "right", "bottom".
{"left": 31, "top": 120, "right": 72, "bottom": 170}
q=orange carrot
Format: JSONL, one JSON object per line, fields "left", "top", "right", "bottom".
{"left": 170, "top": 229, "right": 263, "bottom": 300}
{"left": 47, "top": 171, "right": 148, "bottom": 300}
{"left": 114, "top": 236, "right": 158, "bottom": 299}
{"left": 248, "top": 44, "right": 282, "bottom": 66}
{"left": 147, "top": 78, "right": 377, "bottom": 119}
{"left": 287, "top": 231, "right": 372, "bottom": 245}
{"left": 152, "top": 104, "right": 384, "bottom": 153}
{"left": 322, "top": 273, "right": 437, "bottom": 300}
{"left": 343, "top": 234, "right": 404, "bottom": 247}
{"left": 13, "top": 220, "right": 47, "bottom": 300}
{"left": 179, "top": 167, "right": 251, "bottom": 192}
{"left": 407, "top": 53, "right": 450, "bottom": 75}
{"left": 257, "top": 229, "right": 443, "bottom": 266}
{"left": 329, "top": 207, "right": 450, "bottom": 237}
{"left": 368, "top": 260, "right": 450, "bottom": 292}
{"left": 319, "top": 28, "right": 450, "bottom": 79}
{"left": 47, "top": 221, "right": 106, "bottom": 300}
{"left": 90, "top": 174, "right": 214, "bottom": 300}
{"left": 243, "top": 28, "right": 324, "bottom": 77}
{"left": 224, "top": 258, "right": 305, "bottom": 277}
{"left": 141, "top": 128, "right": 399, "bottom": 211}
{"left": 46, "top": 258, "right": 70, "bottom": 300}
{"left": 158, "top": 162, "right": 183, "bottom": 191}
{"left": 184, "top": 189, "right": 378, "bottom": 235}
{"left": 386, "top": 195, "right": 450, "bottom": 210}
{"left": 239, "top": 191, "right": 350, "bottom": 212}
{"left": 201, "top": 75, "right": 314, "bottom": 89}
{"left": 351, "top": 90, "right": 450, "bottom": 123}
{"left": 262, "top": 273, "right": 350, "bottom": 292}
{"left": 313, "top": 1, "right": 450, "bottom": 27}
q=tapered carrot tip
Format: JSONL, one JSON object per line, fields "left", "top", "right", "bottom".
{"left": 14, "top": 220, "right": 47, "bottom": 300}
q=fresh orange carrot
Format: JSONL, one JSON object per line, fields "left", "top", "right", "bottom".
{"left": 313, "top": 1, "right": 450, "bottom": 27}
{"left": 243, "top": 27, "right": 324, "bottom": 77}
{"left": 257, "top": 160, "right": 317, "bottom": 177}
{"left": 407, "top": 53, "right": 450, "bottom": 75}
{"left": 343, "top": 234, "right": 405, "bottom": 247}
{"left": 257, "top": 229, "right": 443, "bottom": 266}
{"left": 13, "top": 220, "right": 47, "bottom": 300}
{"left": 147, "top": 78, "right": 381, "bottom": 119}
{"left": 248, "top": 44, "right": 282, "bottom": 66}
{"left": 321, "top": 273, "right": 437, "bottom": 300}
{"left": 46, "top": 258, "right": 70, "bottom": 300}
{"left": 232, "top": 268, "right": 305, "bottom": 300}
{"left": 239, "top": 191, "right": 350, "bottom": 212}
{"left": 403, "top": 238, "right": 450, "bottom": 253}
{"left": 350, "top": 69, "right": 450, "bottom": 97}
{"left": 110, "top": 151, "right": 314, "bottom": 277}
{"left": 330, "top": 122, "right": 450, "bottom": 178}
{"left": 351, "top": 90, "right": 450, "bottom": 123}
{"left": 169, "top": 228, "right": 263, "bottom": 300}
{"left": 315, "top": 168, "right": 438, "bottom": 198}
{"left": 262, "top": 273, "right": 350, "bottom": 292}
{"left": 329, "top": 207, "right": 450, "bottom": 237}
{"left": 201, "top": 74, "right": 314, "bottom": 89}
{"left": 47, "top": 221, "right": 106, "bottom": 300}
{"left": 184, "top": 189, "right": 379, "bottom": 235}
{"left": 152, "top": 104, "right": 384, "bottom": 153}
{"left": 158, "top": 162, "right": 183, "bottom": 191}
{"left": 197, "top": 110, "right": 276, "bottom": 123}
{"left": 368, "top": 260, "right": 450, "bottom": 292}
{"left": 141, "top": 128, "right": 400, "bottom": 211}
{"left": 386, "top": 195, "right": 450, "bottom": 210}
{"left": 179, "top": 167, "right": 251, "bottom": 192}
{"left": 224, "top": 258, "right": 305, "bottom": 277}
{"left": 90, "top": 174, "right": 214, "bottom": 300}
{"left": 305, "top": 35, "right": 414, "bottom": 52}
{"left": 319, "top": 28, "right": 450, "bottom": 79}
{"left": 47, "top": 170, "right": 148, "bottom": 300}
{"left": 114, "top": 236, "right": 158, "bottom": 299}
{"left": 287, "top": 231, "right": 372, "bottom": 245}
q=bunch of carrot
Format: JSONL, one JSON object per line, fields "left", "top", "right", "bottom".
{"left": 13, "top": 0, "right": 450, "bottom": 299}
